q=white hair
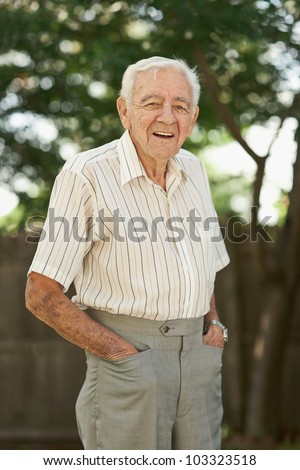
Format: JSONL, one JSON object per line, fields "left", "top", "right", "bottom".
{"left": 119, "top": 56, "right": 201, "bottom": 109}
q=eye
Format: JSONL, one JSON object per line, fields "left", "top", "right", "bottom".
{"left": 143, "top": 102, "right": 160, "bottom": 110}
{"left": 174, "top": 105, "right": 189, "bottom": 114}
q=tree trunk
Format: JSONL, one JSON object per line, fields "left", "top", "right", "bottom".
{"left": 245, "top": 131, "right": 300, "bottom": 439}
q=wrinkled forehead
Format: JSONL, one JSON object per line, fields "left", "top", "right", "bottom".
{"left": 132, "top": 68, "right": 193, "bottom": 102}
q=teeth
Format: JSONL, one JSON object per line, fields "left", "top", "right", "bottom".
{"left": 154, "top": 131, "right": 173, "bottom": 137}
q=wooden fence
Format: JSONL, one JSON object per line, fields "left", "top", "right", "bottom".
{"left": 0, "top": 235, "right": 84, "bottom": 449}
{"left": 0, "top": 234, "right": 299, "bottom": 449}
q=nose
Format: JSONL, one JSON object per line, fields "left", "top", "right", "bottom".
{"left": 157, "top": 103, "right": 176, "bottom": 125}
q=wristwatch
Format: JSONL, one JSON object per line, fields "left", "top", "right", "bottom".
{"left": 204, "top": 320, "right": 228, "bottom": 344}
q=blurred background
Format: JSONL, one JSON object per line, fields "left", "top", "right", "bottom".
{"left": 0, "top": 0, "right": 300, "bottom": 450}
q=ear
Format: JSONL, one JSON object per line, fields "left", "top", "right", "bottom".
{"left": 188, "top": 105, "right": 199, "bottom": 135}
{"left": 117, "top": 96, "right": 130, "bottom": 130}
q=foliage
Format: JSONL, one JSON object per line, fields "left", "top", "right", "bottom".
{"left": 1, "top": 0, "right": 299, "bottom": 229}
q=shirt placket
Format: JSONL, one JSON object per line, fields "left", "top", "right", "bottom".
{"left": 166, "top": 172, "right": 195, "bottom": 319}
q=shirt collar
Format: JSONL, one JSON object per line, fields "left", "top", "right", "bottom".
{"left": 168, "top": 155, "right": 188, "bottom": 181}
{"left": 118, "top": 130, "right": 188, "bottom": 186}
{"left": 118, "top": 130, "right": 146, "bottom": 186}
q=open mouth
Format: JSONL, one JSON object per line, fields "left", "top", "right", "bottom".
{"left": 153, "top": 131, "right": 174, "bottom": 139}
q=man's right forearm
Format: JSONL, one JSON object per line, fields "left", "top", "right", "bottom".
{"left": 25, "top": 272, "right": 138, "bottom": 360}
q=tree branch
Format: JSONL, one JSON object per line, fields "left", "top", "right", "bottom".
{"left": 193, "top": 47, "right": 262, "bottom": 165}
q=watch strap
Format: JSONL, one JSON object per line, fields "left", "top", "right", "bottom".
{"left": 204, "top": 319, "right": 228, "bottom": 344}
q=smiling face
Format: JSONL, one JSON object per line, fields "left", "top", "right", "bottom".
{"left": 117, "top": 69, "right": 199, "bottom": 168}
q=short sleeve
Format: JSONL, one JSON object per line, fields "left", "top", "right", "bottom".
{"left": 28, "top": 169, "right": 95, "bottom": 291}
{"left": 198, "top": 159, "right": 230, "bottom": 274}
{"left": 210, "top": 213, "right": 230, "bottom": 272}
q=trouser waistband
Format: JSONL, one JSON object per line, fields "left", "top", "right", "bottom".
{"left": 87, "top": 309, "right": 204, "bottom": 337}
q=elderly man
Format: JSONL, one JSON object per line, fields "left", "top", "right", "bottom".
{"left": 25, "top": 56, "right": 229, "bottom": 450}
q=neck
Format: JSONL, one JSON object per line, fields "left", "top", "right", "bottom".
{"left": 138, "top": 154, "right": 168, "bottom": 190}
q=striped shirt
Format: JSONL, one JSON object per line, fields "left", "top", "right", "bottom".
{"left": 29, "top": 130, "right": 229, "bottom": 320}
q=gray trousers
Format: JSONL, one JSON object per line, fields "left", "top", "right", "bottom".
{"left": 76, "top": 310, "right": 223, "bottom": 450}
